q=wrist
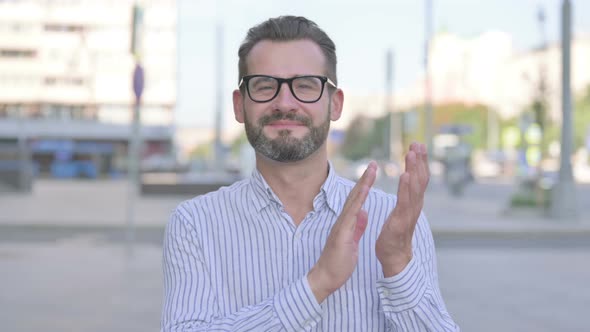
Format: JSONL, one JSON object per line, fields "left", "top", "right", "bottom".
{"left": 379, "top": 253, "right": 412, "bottom": 278}
{"left": 307, "top": 267, "right": 332, "bottom": 304}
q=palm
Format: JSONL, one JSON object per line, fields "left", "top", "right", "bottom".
{"left": 308, "top": 162, "right": 376, "bottom": 300}
{"left": 376, "top": 143, "right": 430, "bottom": 277}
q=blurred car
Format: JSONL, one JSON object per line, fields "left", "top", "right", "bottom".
{"left": 472, "top": 150, "right": 504, "bottom": 178}
{"left": 349, "top": 159, "right": 401, "bottom": 181}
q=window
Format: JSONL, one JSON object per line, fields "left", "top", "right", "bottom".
{"left": 44, "top": 23, "right": 85, "bottom": 33}
{"left": 43, "top": 76, "right": 85, "bottom": 86}
{"left": 0, "top": 49, "right": 36, "bottom": 58}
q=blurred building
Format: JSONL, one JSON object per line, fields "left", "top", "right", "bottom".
{"left": 339, "top": 31, "right": 590, "bottom": 128}
{"left": 334, "top": 30, "right": 590, "bottom": 165}
{"left": 395, "top": 31, "right": 590, "bottom": 121}
{"left": 0, "top": 0, "right": 176, "bottom": 178}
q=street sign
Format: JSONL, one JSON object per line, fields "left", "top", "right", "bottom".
{"left": 133, "top": 63, "right": 144, "bottom": 102}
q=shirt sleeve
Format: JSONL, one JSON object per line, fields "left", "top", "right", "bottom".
{"left": 376, "top": 212, "right": 461, "bottom": 331}
{"left": 161, "top": 209, "right": 323, "bottom": 332}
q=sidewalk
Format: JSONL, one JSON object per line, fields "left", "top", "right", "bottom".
{"left": 0, "top": 178, "right": 588, "bottom": 236}
{"left": 421, "top": 179, "right": 590, "bottom": 236}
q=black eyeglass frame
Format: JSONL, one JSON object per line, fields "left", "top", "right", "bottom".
{"left": 238, "top": 75, "right": 337, "bottom": 103}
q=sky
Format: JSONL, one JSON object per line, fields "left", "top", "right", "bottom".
{"left": 175, "top": 0, "right": 590, "bottom": 135}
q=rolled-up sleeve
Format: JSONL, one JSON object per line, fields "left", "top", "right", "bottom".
{"left": 376, "top": 213, "right": 460, "bottom": 332}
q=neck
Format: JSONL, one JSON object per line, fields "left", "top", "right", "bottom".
{"left": 256, "top": 147, "right": 329, "bottom": 225}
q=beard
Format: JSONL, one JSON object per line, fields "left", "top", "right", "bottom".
{"left": 244, "top": 109, "right": 331, "bottom": 162}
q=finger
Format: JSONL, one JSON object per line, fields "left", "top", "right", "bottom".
{"left": 409, "top": 147, "right": 426, "bottom": 227}
{"left": 353, "top": 209, "right": 369, "bottom": 244}
{"left": 349, "top": 161, "right": 377, "bottom": 201}
{"left": 409, "top": 154, "right": 423, "bottom": 218}
{"left": 342, "top": 161, "right": 377, "bottom": 210}
{"left": 411, "top": 142, "right": 421, "bottom": 160}
{"left": 340, "top": 162, "right": 377, "bottom": 229}
{"left": 416, "top": 144, "right": 428, "bottom": 190}
{"left": 340, "top": 184, "right": 370, "bottom": 232}
{"left": 420, "top": 144, "right": 430, "bottom": 188}
{"left": 406, "top": 144, "right": 415, "bottom": 172}
{"left": 410, "top": 173, "right": 422, "bottom": 235}
{"left": 341, "top": 161, "right": 377, "bottom": 216}
{"left": 396, "top": 172, "right": 411, "bottom": 219}
{"left": 360, "top": 161, "right": 378, "bottom": 189}
{"left": 405, "top": 150, "right": 417, "bottom": 175}
{"left": 407, "top": 151, "right": 420, "bottom": 198}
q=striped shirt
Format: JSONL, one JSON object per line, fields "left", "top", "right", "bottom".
{"left": 162, "top": 164, "right": 459, "bottom": 331}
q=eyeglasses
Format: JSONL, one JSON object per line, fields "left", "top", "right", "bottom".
{"left": 238, "top": 75, "right": 337, "bottom": 103}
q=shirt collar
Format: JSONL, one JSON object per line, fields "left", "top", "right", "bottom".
{"left": 248, "top": 161, "right": 341, "bottom": 214}
{"left": 249, "top": 168, "right": 278, "bottom": 213}
{"left": 322, "top": 161, "right": 341, "bottom": 215}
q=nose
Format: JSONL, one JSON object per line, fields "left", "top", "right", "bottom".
{"left": 272, "top": 82, "right": 298, "bottom": 112}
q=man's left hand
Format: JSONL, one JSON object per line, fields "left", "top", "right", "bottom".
{"left": 375, "top": 142, "right": 430, "bottom": 277}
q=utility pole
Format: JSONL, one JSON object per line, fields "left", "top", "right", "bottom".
{"left": 385, "top": 49, "right": 402, "bottom": 165}
{"left": 127, "top": 3, "right": 145, "bottom": 254}
{"left": 424, "top": 0, "right": 434, "bottom": 157}
{"left": 550, "top": 0, "right": 577, "bottom": 220}
{"left": 213, "top": 22, "right": 224, "bottom": 170}
{"left": 536, "top": 5, "right": 549, "bottom": 162}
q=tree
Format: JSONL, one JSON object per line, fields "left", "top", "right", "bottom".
{"left": 574, "top": 84, "right": 590, "bottom": 149}
{"left": 230, "top": 132, "right": 248, "bottom": 156}
{"left": 433, "top": 103, "right": 490, "bottom": 150}
{"left": 340, "top": 114, "right": 381, "bottom": 160}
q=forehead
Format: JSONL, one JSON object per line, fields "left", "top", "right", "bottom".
{"left": 246, "top": 39, "right": 326, "bottom": 77}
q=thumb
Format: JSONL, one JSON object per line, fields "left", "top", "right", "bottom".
{"left": 353, "top": 209, "right": 369, "bottom": 244}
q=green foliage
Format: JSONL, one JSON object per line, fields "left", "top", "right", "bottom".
{"left": 433, "top": 103, "right": 490, "bottom": 149}
{"left": 339, "top": 103, "right": 495, "bottom": 160}
{"left": 402, "top": 107, "right": 425, "bottom": 146}
{"left": 230, "top": 132, "right": 249, "bottom": 156}
{"left": 340, "top": 114, "right": 383, "bottom": 160}
{"left": 510, "top": 192, "right": 538, "bottom": 207}
{"left": 190, "top": 141, "right": 213, "bottom": 159}
{"left": 574, "top": 85, "right": 590, "bottom": 148}
{"left": 509, "top": 185, "right": 550, "bottom": 209}
{"left": 339, "top": 84, "right": 590, "bottom": 162}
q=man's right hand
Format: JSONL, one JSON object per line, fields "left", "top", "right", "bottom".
{"left": 307, "top": 161, "right": 377, "bottom": 303}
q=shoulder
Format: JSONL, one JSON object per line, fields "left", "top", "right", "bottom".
{"left": 169, "top": 178, "right": 251, "bottom": 227}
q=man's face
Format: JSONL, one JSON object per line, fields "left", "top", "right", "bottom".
{"left": 233, "top": 40, "right": 343, "bottom": 162}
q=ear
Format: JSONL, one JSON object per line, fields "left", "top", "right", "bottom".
{"left": 232, "top": 89, "right": 245, "bottom": 123}
{"left": 329, "top": 88, "right": 344, "bottom": 121}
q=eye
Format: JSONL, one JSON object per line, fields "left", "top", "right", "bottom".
{"left": 250, "top": 77, "right": 277, "bottom": 92}
{"left": 253, "top": 84, "right": 274, "bottom": 92}
{"left": 294, "top": 77, "right": 320, "bottom": 90}
{"left": 295, "top": 83, "right": 313, "bottom": 90}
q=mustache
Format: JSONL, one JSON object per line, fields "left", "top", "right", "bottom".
{"left": 259, "top": 112, "right": 312, "bottom": 127}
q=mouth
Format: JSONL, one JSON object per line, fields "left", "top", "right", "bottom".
{"left": 266, "top": 120, "right": 306, "bottom": 129}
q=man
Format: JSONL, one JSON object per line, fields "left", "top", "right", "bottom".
{"left": 162, "top": 16, "right": 459, "bottom": 331}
